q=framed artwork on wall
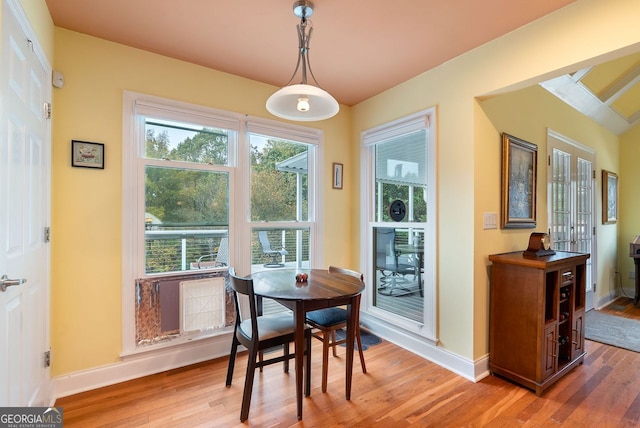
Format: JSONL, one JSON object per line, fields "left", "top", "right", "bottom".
{"left": 501, "top": 133, "right": 537, "bottom": 229}
{"left": 71, "top": 140, "right": 104, "bottom": 169}
{"left": 602, "top": 169, "right": 618, "bottom": 224}
{"left": 332, "top": 162, "right": 343, "bottom": 189}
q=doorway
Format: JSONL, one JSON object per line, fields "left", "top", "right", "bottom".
{"left": 0, "top": 0, "right": 52, "bottom": 406}
{"left": 547, "top": 130, "right": 596, "bottom": 311}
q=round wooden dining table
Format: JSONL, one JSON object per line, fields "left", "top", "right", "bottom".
{"left": 250, "top": 268, "right": 365, "bottom": 420}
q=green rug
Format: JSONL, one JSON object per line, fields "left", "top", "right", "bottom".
{"left": 585, "top": 310, "right": 640, "bottom": 353}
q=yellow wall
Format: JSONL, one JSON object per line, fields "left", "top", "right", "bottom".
{"left": 352, "top": 0, "right": 640, "bottom": 360}
{"left": 619, "top": 123, "right": 640, "bottom": 292}
{"left": 50, "top": 29, "right": 352, "bottom": 376}
{"left": 477, "top": 84, "right": 620, "bottom": 356}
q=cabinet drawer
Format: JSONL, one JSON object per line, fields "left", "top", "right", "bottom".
{"left": 561, "top": 268, "right": 575, "bottom": 286}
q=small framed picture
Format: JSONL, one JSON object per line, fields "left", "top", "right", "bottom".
{"left": 332, "top": 163, "right": 343, "bottom": 189}
{"left": 72, "top": 140, "right": 104, "bottom": 169}
{"left": 602, "top": 169, "right": 618, "bottom": 224}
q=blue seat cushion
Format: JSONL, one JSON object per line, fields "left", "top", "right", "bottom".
{"left": 306, "top": 307, "right": 347, "bottom": 327}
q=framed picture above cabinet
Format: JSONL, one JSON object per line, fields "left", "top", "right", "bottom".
{"left": 501, "top": 133, "right": 537, "bottom": 229}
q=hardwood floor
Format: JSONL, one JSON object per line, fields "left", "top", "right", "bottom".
{"left": 56, "top": 330, "right": 640, "bottom": 427}
{"left": 599, "top": 296, "right": 640, "bottom": 319}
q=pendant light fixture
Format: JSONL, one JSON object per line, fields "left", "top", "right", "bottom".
{"left": 266, "top": 1, "right": 339, "bottom": 122}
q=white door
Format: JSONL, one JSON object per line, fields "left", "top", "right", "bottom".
{"left": 0, "top": 0, "right": 51, "bottom": 406}
{"left": 548, "top": 130, "right": 595, "bottom": 310}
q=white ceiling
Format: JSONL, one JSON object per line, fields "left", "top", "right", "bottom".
{"left": 44, "top": 0, "right": 576, "bottom": 107}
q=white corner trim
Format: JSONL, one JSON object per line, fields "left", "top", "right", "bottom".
{"left": 360, "top": 313, "right": 489, "bottom": 382}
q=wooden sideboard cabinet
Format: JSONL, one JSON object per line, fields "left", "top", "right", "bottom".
{"left": 488, "top": 251, "right": 590, "bottom": 396}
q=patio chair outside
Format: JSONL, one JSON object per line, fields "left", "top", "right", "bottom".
{"left": 258, "top": 231, "right": 288, "bottom": 268}
{"left": 191, "top": 237, "right": 229, "bottom": 269}
{"left": 376, "top": 228, "right": 415, "bottom": 296}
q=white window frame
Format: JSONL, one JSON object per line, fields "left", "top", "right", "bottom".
{"left": 235, "top": 119, "right": 324, "bottom": 275}
{"left": 121, "top": 92, "right": 325, "bottom": 355}
{"left": 360, "top": 108, "right": 437, "bottom": 341}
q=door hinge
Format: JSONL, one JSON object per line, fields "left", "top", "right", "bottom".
{"left": 592, "top": 170, "right": 596, "bottom": 179}
{"left": 593, "top": 226, "right": 596, "bottom": 236}
{"left": 548, "top": 155, "right": 551, "bottom": 166}
{"left": 44, "top": 350, "right": 51, "bottom": 368}
{"left": 44, "top": 102, "right": 52, "bottom": 119}
{"left": 44, "top": 227, "right": 50, "bottom": 243}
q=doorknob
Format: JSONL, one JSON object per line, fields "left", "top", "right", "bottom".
{"left": 1, "top": 274, "right": 27, "bottom": 292}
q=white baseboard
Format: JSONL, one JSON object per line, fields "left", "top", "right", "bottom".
{"left": 595, "top": 291, "right": 615, "bottom": 309}
{"left": 52, "top": 333, "right": 233, "bottom": 402}
{"left": 359, "top": 313, "right": 488, "bottom": 382}
{"left": 52, "top": 316, "right": 491, "bottom": 403}
{"left": 595, "top": 287, "right": 636, "bottom": 309}
{"left": 619, "top": 287, "right": 637, "bottom": 302}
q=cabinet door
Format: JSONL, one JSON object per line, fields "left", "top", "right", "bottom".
{"left": 572, "top": 310, "right": 585, "bottom": 358}
{"left": 543, "top": 323, "right": 558, "bottom": 380}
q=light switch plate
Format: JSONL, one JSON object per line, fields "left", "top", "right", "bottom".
{"left": 483, "top": 212, "right": 498, "bottom": 230}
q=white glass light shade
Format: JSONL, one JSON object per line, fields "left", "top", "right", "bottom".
{"left": 266, "top": 84, "right": 339, "bottom": 121}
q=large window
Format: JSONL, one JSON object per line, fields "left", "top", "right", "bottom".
{"left": 122, "top": 94, "right": 240, "bottom": 351}
{"left": 143, "top": 119, "right": 232, "bottom": 275}
{"left": 243, "top": 127, "right": 321, "bottom": 314}
{"left": 248, "top": 132, "right": 314, "bottom": 275}
{"left": 122, "top": 93, "right": 323, "bottom": 353}
{"left": 362, "top": 110, "right": 437, "bottom": 340}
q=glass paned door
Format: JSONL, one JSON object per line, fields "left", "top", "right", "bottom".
{"left": 552, "top": 149, "right": 571, "bottom": 250}
{"left": 549, "top": 133, "right": 595, "bottom": 310}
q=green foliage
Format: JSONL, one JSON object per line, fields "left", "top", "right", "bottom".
{"left": 377, "top": 182, "right": 427, "bottom": 222}
{"left": 169, "top": 131, "right": 228, "bottom": 165}
{"left": 250, "top": 139, "right": 308, "bottom": 221}
{"left": 145, "top": 128, "right": 170, "bottom": 159}
{"left": 144, "top": 126, "right": 310, "bottom": 273}
{"left": 145, "top": 129, "right": 229, "bottom": 225}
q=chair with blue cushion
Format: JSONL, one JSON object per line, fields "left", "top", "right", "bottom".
{"left": 305, "top": 266, "right": 367, "bottom": 393}
{"left": 225, "top": 267, "right": 311, "bottom": 422}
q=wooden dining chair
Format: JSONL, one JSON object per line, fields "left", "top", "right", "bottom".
{"left": 225, "top": 268, "right": 312, "bottom": 422}
{"left": 305, "top": 266, "right": 367, "bottom": 393}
